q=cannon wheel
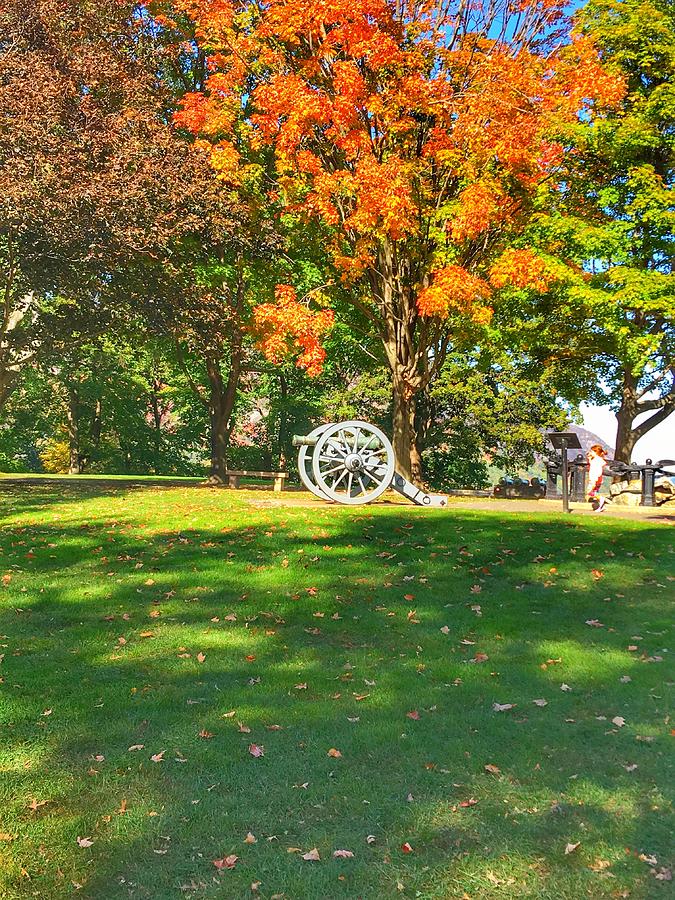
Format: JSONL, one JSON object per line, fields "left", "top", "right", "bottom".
{"left": 298, "top": 423, "right": 334, "bottom": 501}
{"left": 312, "top": 421, "right": 395, "bottom": 505}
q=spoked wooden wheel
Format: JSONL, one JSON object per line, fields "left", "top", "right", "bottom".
{"left": 311, "top": 420, "right": 395, "bottom": 505}
{"left": 298, "top": 423, "right": 334, "bottom": 501}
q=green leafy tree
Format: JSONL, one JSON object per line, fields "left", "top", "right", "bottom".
{"left": 532, "top": 0, "right": 675, "bottom": 462}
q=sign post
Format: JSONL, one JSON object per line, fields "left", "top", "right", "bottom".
{"left": 547, "top": 432, "right": 583, "bottom": 513}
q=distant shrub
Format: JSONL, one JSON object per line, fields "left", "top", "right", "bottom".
{"left": 39, "top": 439, "right": 70, "bottom": 473}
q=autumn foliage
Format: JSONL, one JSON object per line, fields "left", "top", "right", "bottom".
{"left": 253, "top": 285, "right": 334, "bottom": 378}
{"left": 164, "top": 0, "right": 621, "bottom": 304}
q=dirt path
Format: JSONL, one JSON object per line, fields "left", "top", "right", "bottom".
{"left": 245, "top": 492, "right": 675, "bottom": 523}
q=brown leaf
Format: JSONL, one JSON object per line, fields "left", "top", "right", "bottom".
{"left": 327, "top": 748, "right": 342, "bottom": 758}
{"left": 196, "top": 652, "right": 206, "bottom": 663}
{"left": 150, "top": 751, "right": 165, "bottom": 762}
{"left": 532, "top": 698, "right": 548, "bottom": 707}
{"left": 565, "top": 841, "right": 581, "bottom": 855}
{"left": 302, "top": 847, "right": 321, "bottom": 861}
{"left": 238, "top": 722, "right": 251, "bottom": 733}
{"left": 492, "top": 702, "right": 515, "bottom": 712}
{"left": 484, "top": 764, "right": 500, "bottom": 775}
{"left": 77, "top": 836, "right": 94, "bottom": 848}
{"left": 401, "top": 842, "right": 413, "bottom": 853}
{"left": 459, "top": 797, "right": 478, "bottom": 807}
{"left": 198, "top": 730, "right": 214, "bottom": 739}
{"left": 612, "top": 716, "right": 626, "bottom": 727}
{"left": 213, "top": 855, "right": 238, "bottom": 869}
{"left": 406, "top": 710, "right": 420, "bottom": 720}
{"left": 128, "top": 744, "right": 144, "bottom": 751}
{"left": 333, "top": 849, "right": 354, "bottom": 858}
{"left": 248, "top": 743, "right": 264, "bottom": 757}
{"left": 244, "top": 832, "right": 257, "bottom": 844}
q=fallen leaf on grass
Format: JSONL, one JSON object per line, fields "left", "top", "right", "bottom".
{"left": 27, "top": 799, "right": 49, "bottom": 811}
{"left": 560, "top": 683, "right": 572, "bottom": 692}
{"left": 588, "top": 859, "right": 611, "bottom": 872}
{"left": 222, "top": 710, "right": 236, "bottom": 718}
{"left": 440, "top": 626, "right": 450, "bottom": 634}
{"left": 401, "top": 842, "right": 413, "bottom": 853}
{"left": 212, "top": 855, "right": 238, "bottom": 869}
{"left": 623, "top": 763, "right": 638, "bottom": 772}
{"left": 150, "top": 751, "right": 165, "bottom": 762}
{"left": 406, "top": 710, "right": 420, "bottom": 720}
{"left": 302, "top": 848, "right": 320, "bottom": 861}
{"left": 196, "top": 652, "right": 206, "bottom": 664}
{"left": 77, "top": 837, "right": 94, "bottom": 848}
{"left": 238, "top": 723, "right": 251, "bottom": 733}
{"left": 612, "top": 716, "right": 626, "bottom": 727}
{"left": 198, "top": 730, "right": 214, "bottom": 739}
{"left": 327, "top": 748, "right": 342, "bottom": 758}
{"left": 128, "top": 744, "right": 144, "bottom": 751}
{"left": 366, "top": 835, "right": 376, "bottom": 844}
{"left": 0, "top": 833, "right": 15, "bottom": 841}
{"left": 484, "top": 764, "right": 501, "bottom": 775}
{"left": 619, "top": 675, "right": 632, "bottom": 683}
{"left": 459, "top": 798, "right": 478, "bottom": 808}
{"left": 492, "top": 703, "right": 515, "bottom": 712}
{"left": 565, "top": 841, "right": 581, "bottom": 855}
{"left": 654, "top": 868, "right": 672, "bottom": 881}
{"left": 333, "top": 849, "right": 354, "bottom": 858}
{"left": 294, "top": 683, "right": 308, "bottom": 690}
{"left": 585, "top": 620, "right": 604, "bottom": 627}
{"left": 532, "top": 699, "right": 548, "bottom": 707}
{"left": 248, "top": 744, "right": 264, "bottom": 757}
{"left": 244, "top": 832, "right": 257, "bottom": 844}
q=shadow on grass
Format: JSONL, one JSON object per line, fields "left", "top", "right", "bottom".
{"left": 0, "top": 484, "right": 672, "bottom": 899}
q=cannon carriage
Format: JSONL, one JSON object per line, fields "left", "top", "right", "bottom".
{"left": 293, "top": 420, "right": 448, "bottom": 507}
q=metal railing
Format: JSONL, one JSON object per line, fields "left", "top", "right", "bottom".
{"left": 545, "top": 456, "right": 675, "bottom": 507}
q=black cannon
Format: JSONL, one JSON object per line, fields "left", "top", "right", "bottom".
{"left": 493, "top": 476, "right": 546, "bottom": 499}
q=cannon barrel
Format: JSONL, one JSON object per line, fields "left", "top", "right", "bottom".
{"left": 293, "top": 431, "right": 386, "bottom": 450}
{"left": 292, "top": 434, "right": 319, "bottom": 448}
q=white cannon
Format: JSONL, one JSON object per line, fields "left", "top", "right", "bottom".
{"left": 293, "top": 420, "right": 448, "bottom": 507}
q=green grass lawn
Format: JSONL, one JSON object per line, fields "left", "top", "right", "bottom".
{"left": 0, "top": 483, "right": 672, "bottom": 899}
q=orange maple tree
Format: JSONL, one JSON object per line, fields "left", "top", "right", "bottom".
{"left": 155, "top": 0, "right": 623, "bottom": 479}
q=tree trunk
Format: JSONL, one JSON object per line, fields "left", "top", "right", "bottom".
{"left": 205, "top": 342, "right": 242, "bottom": 484}
{"left": 149, "top": 379, "right": 162, "bottom": 474}
{"left": 369, "top": 240, "right": 432, "bottom": 485}
{"left": 391, "top": 378, "right": 422, "bottom": 482}
{"left": 66, "top": 386, "right": 81, "bottom": 474}
{"left": 615, "top": 369, "right": 643, "bottom": 464}
{"left": 277, "top": 372, "right": 288, "bottom": 469}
